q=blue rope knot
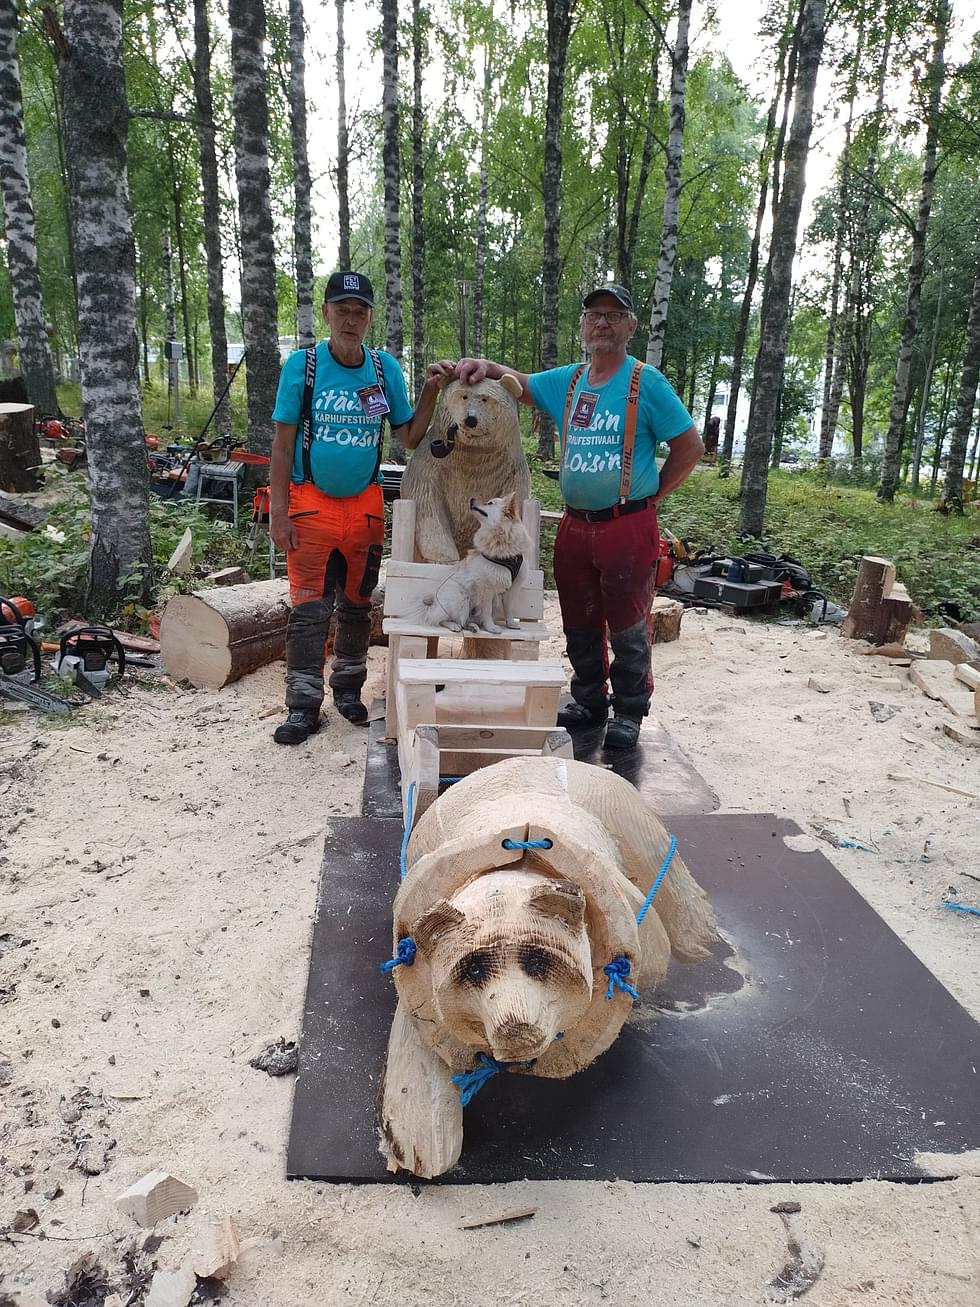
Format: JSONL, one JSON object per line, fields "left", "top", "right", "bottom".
{"left": 502, "top": 838, "right": 553, "bottom": 850}
{"left": 380, "top": 936, "right": 417, "bottom": 974}
{"left": 451, "top": 1051, "right": 534, "bottom": 1106}
{"left": 604, "top": 955, "right": 640, "bottom": 1001}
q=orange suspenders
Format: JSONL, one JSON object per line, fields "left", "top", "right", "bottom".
{"left": 561, "top": 359, "right": 644, "bottom": 503}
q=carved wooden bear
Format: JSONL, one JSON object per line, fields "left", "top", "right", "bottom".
{"left": 400, "top": 375, "right": 531, "bottom": 563}
{"left": 379, "top": 756, "right": 719, "bottom": 1177}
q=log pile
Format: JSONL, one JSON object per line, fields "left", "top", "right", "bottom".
{"left": 841, "top": 556, "right": 920, "bottom": 647}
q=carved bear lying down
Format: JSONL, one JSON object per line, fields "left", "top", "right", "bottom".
{"left": 379, "top": 756, "right": 719, "bottom": 1177}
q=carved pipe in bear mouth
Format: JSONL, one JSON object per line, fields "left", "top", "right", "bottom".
{"left": 430, "top": 424, "right": 457, "bottom": 459}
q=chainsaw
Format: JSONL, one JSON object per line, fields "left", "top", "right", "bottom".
{"left": 0, "top": 623, "right": 72, "bottom": 715}
{"left": 53, "top": 626, "right": 126, "bottom": 699}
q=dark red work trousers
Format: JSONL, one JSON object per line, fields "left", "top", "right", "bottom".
{"left": 553, "top": 503, "right": 660, "bottom": 721}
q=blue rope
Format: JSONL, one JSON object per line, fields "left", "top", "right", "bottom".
{"left": 502, "top": 838, "right": 553, "bottom": 850}
{"left": 399, "top": 781, "right": 416, "bottom": 881}
{"left": 944, "top": 901, "right": 980, "bottom": 918}
{"left": 604, "top": 956, "right": 640, "bottom": 1001}
{"left": 451, "top": 1052, "right": 533, "bottom": 1106}
{"left": 380, "top": 936, "right": 417, "bottom": 973}
{"left": 635, "top": 834, "right": 677, "bottom": 925}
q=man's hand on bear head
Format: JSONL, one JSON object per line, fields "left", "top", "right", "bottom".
{"left": 455, "top": 357, "right": 489, "bottom": 385}
{"left": 426, "top": 360, "right": 458, "bottom": 388}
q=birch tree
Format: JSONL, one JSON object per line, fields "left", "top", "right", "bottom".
{"left": 939, "top": 248, "right": 980, "bottom": 512}
{"left": 381, "top": 0, "right": 403, "bottom": 359}
{"left": 646, "top": 0, "right": 692, "bottom": 370}
{"left": 192, "top": 0, "right": 230, "bottom": 435}
{"left": 55, "top": 0, "right": 152, "bottom": 610}
{"left": 473, "top": 50, "right": 491, "bottom": 358}
{"left": 539, "top": 0, "right": 574, "bottom": 461}
{"left": 335, "top": 0, "right": 351, "bottom": 270}
{"left": 288, "top": 0, "right": 314, "bottom": 346}
{"left": 878, "top": 0, "right": 951, "bottom": 501}
{"left": 739, "top": 0, "right": 827, "bottom": 537}
{"left": 229, "top": 0, "right": 280, "bottom": 455}
{"left": 410, "top": 0, "right": 427, "bottom": 393}
{"left": 0, "top": 0, "right": 59, "bottom": 414}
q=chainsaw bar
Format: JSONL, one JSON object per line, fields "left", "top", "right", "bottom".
{"left": 0, "top": 673, "right": 73, "bottom": 715}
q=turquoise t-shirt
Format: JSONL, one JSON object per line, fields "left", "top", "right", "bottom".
{"left": 272, "top": 340, "right": 413, "bottom": 497}
{"left": 528, "top": 357, "right": 693, "bottom": 510}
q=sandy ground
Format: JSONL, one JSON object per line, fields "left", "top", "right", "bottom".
{"left": 2, "top": 596, "right": 979, "bottom": 1306}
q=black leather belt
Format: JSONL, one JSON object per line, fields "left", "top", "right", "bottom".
{"left": 565, "top": 496, "right": 652, "bottom": 523}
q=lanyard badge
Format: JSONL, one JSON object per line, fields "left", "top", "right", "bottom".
{"left": 357, "top": 383, "right": 390, "bottom": 417}
{"left": 570, "top": 390, "right": 599, "bottom": 428}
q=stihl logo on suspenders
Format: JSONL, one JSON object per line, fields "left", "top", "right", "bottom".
{"left": 300, "top": 345, "right": 389, "bottom": 484}
{"left": 561, "top": 359, "right": 644, "bottom": 502}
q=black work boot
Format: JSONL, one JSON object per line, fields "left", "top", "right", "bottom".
{"left": 557, "top": 701, "right": 608, "bottom": 730}
{"left": 604, "top": 714, "right": 642, "bottom": 750}
{"left": 333, "top": 688, "right": 368, "bottom": 725}
{"left": 273, "top": 707, "right": 321, "bottom": 745}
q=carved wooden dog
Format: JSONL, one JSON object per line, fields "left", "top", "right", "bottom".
{"left": 400, "top": 375, "right": 531, "bottom": 563}
{"left": 379, "top": 756, "right": 719, "bottom": 1177}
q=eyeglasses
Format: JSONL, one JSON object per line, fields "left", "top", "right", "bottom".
{"left": 582, "top": 309, "right": 629, "bottom": 324}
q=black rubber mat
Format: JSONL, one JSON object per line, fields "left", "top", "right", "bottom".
{"left": 361, "top": 701, "right": 718, "bottom": 819}
{"left": 287, "top": 814, "right": 980, "bottom": 1183}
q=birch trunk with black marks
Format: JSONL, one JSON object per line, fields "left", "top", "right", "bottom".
{"left": 818, "top": 20, "right": 862, "bottom": 460}
{"left": 0, "top": 0, "right": 59, "bottom": 414}
{"left": 229, "top": 0, "right": 280, "bottom": 456}
{"left": 940, "top": 251, "right": 980, "bottom": 512}
{"left": 878, "top": 0, "right": 950, "bottom": 502}
{"left": 172, "top": 181, "right": 197, "bottom": 390}
{"left": 57, "top": 0, "right": 152, "bottom": 610}
{"left": 473, "top": 51, "right": 490, "bottom": 358}
{"left": 335, "top": 0, "right": 351, "bottom": 270}
{"left": 289, "top": 0, "right": 314, "bottom": 347}
{"left": 411, "top": 0, "right": 426, "bottom": 393}
{"left": 910, "top": 260, "right": 944, "bottom": 491}
{"left": 720, "top": 45, "right": 790, "bottom": 473}
{"left": 193, "top": 0, "right": 230, "bottom": 435}
{"left": 646, "top": 0, "right": 692, "bottom": 370}
{"left": 381, "top": 0, "right": 403, "bottom": 359}
{"left": 539, "top": 0, "right": 574, "bottom": 462}
{"left": 739, "top": 0, "right": 826, "bottom": 537}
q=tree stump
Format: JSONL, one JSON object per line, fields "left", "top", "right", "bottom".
{"left": 650, "top": 595, "right": 683, "bottom": 644}
{"left": 379, "top": 756, "right": 719, "bottom": 1177}
{"left": 160, "top": 579, "right": 290, "bottom": 688}
{"left": 0, "top": 403, "right": 40, "bottom": 492}
{"left": 841, "top": 556, "right": 919, "bottom": 647}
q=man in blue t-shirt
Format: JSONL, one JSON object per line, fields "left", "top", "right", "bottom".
{"left": 269, "top": 271, "right": 453, "bottom": 745}
{"left": 456, "top": 284, "right": 703, "bottom": 749}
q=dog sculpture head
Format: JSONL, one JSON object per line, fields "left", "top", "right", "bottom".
{"left": 411, "top": 870, "right": 594, "bottom": 1063}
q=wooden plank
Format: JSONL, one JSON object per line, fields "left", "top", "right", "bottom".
{"left": 390, "top": 497, "right": 416, "bottom": 562}
{"left": 943, "top": 722, "right": 980, "bottom": 749}
{"left": 384, "top": 618, "right": 547, "bottom": 642}
{"left": 522, "top": 497, "right": 541, "bottom": 571}
{"left": 399, "top": 658, "right": 564, "bottom": 687}
{"left": 909, "top": 661, "right": 978, "bottom": 717}
{"left": 430, "top": 724, "right": 571, "bottom": 751}
{"left": 953, "top": 663, "right": 980, "bottom": 690}
{"left": 383, "top": 561, "right": 545, "bottom": 621}
{"left": 386, "top": 633, "right": 428, "bottom": 738}
{"left": 0, "top": 487, "right": 45, "bottom": 530}
{"left": 396, "top": 678, "right": 437, "bottom": 734}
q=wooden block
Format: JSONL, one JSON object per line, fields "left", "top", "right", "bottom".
{"left": 144, "top": 1264, "right": 196, "bottom": 1307}
{"left": 943, "top": 722, "right": 980, "bottom": 749}
{"left": 396, "top": 678, "right": 437, "bottom": 734}
{"left": 650, "top": 596, "right": 683, "bottom": 644}
{"left": 114, "top": 1170, "right": 198, "bottom": 1226}
{"left": 390, "top": 497, "right": 417, "bottom": 561}
{"left": 190, "top": 1216, "right": 240, "bottom": 1280}
{"left": 206, "top": 566, "right": 248, "bottom": 586}
{"left": 166, "top": 526, "right": 193, "bottom": 576}
{"left": 953, "top": 664, "right": 980, "bottom": 690}
{"left": 399, "top": 659, "right": 565, "bottom": 688}
{"left": 929, "top": 627, "right": 980, "bottom": 666}
{"left": 909, "top": 662, "right": 978, "bottom": 717}
{"left": 521, "top": 498, "right": 541, "bottom": 571}
{"left": 523, "top": 683, "right": 561, "bottom": 726}
{"left": 386, "top": 632, "right": 428, "bottom": 737}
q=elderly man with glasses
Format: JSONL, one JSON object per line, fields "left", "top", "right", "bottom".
{"left": 455, "top": 283, "right": 703, "bottom": 750}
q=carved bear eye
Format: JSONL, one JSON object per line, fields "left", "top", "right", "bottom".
{"left": 460, "top": 950, "right": 492, "bottom": 985}
{"left": 520, "top": 945, "right": 552, "bottom": 980}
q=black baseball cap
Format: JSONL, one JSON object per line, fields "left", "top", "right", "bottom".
{"left": 325, "top": 271, "right": 374, "bottom": 306}
{"left": 583, "top": 283, "right": 634, "bottom": 312}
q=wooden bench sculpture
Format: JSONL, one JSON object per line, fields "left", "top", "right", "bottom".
{"left": 378, "top": 756, "right": 719, "bottom": 1177}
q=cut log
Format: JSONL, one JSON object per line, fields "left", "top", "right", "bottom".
{"left": 0, "top": 403, "right": 40, "bottom": 493}
{"left": 954, "top": 664, "right": 980, "bottom": 691}
{"left": 929, "top": 628, "right": 980, "bottom": 667}
{"left": 0, "top": 487, "right": 45, "bottom": 530}
{"left": 160, "top": 579, "right": 290, "bottom": 689}
{"left": 841, "top": 557, "right": 920, "bottom": 647}
{"left": 650, "top": 595, "right": 683, "bottom": 644}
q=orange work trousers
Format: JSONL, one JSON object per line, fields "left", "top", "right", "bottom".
{"left": 284, "top": 481, "right": 385, "bottom": 709}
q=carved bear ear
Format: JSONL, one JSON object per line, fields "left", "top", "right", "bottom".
{"left": 499, "top": 373, "right": 523, "bottom": 400}
{"left": 412, "top": 899, "right": 465, "bottom": 954}
{"left": 529, "top": 880, "right": 586, "bottom": 929}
